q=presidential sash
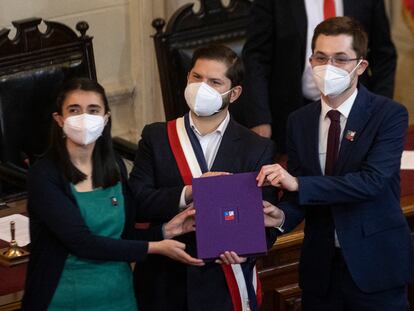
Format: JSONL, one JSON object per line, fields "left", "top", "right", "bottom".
{"left": 167, "top": 115, "right": 262, "bottom": 311}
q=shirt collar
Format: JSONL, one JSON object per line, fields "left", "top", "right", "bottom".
{"left": 321, "top": 89, "right": 358, "bottom": 120}
{"left": 189, "top": 111, "right": 230, "bottom": 137}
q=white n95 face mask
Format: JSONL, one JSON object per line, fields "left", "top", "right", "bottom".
{"left": 63, "top": 113, "right": 106, "bottom": 145}
{"left": 312, "top": 60, "right": 362, "bottom": 97}
{"left": 184, "top": 82, "right": 232, "bottom": 117}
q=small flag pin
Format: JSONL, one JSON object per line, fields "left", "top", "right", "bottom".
{"left": 345, "top": 130, "right": 356, "bottom": 142}
{"left": 111, "top": 197, "right": 118, "bottom": 206}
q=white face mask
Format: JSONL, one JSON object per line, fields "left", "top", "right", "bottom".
{"left": 312, "top": 60, "right": 362, "bottom": 97}
{"left": 184, "top": 82, "right": 232, "bottom": 117}
{"left": 63, "top": 113, "right": 106, "bottom": 145}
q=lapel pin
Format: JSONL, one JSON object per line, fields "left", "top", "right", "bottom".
{"left": 345, "top": 130, "right": 356, "bottom": 142}
{"left": 111, "top": 197, "right": 118, "bottom": 206}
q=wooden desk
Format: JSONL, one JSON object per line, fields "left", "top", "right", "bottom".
{"left": 0, "top": 200, "right": 27, "bottom": 311}
{"left": 0, "top": 292, "right": 23, "bottom": 311}
{"left": 0, "top": 200, "right": 26, "bottom": 218}
{"left": 1, "top": 198, "right": 414, "bottom": 311}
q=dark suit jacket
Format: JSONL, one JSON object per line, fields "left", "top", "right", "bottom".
{"left": 279, "top": 85, "right": 414, "bottom": 295}
{"left": 129, "top": 118, "right": 278, "bottom": 311}
{"left": 242, "top": 0, "right": 397, "bottom": 152}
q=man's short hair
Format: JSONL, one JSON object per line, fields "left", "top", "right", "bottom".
{"left": 312, "top": 16, "right": 368, "bottom": 59}
{"left": 189, "top": 44, "right": 244, "bottom": 87}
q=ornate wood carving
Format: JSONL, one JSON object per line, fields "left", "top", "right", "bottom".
{"left": 0, "top": 17, "right": 96, "bottom": 79}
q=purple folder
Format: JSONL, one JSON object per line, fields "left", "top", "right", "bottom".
{"left": 192, "top": 172, "right": 267, "bottom": 260}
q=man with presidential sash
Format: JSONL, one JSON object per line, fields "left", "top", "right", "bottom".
{"left": 129, "top": 45, "right": 278, "bottom": 311}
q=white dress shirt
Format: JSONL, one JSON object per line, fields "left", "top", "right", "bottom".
{"left": 302, "top": 0, "right": 344, "bottom": 101}
{"left": 319, "top": 89, "right": 358, "bottom": 246}
{"left": 179, "top": 112, "right": 230, "bottom": 208}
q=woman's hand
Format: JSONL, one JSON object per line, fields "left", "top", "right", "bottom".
{"left": 163, "top": 207, "right": 196, "bottom": 239}
{"left": 148, "top": 240, "right": 204, "bottom": 266}
{"left": 215, "top": 251, "right": 247, "bottom": 265}
{"left": 263, "top": 200, "right": 285, "bottom": 228}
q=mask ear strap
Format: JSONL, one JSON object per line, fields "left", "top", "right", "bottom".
{"left": 216, "top": 88, "right": 234, "bottom": 113}
{"left": 350, "top": 59, "right": 364, "bottom": 75}
{"left": 220, "top": 88, "right": 233, "bottom": 96}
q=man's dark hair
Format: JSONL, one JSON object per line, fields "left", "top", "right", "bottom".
{"left": 312, "top": 16, "right": 368, "bottom": 58}
{"left": 189, "top": 44, "right": 244, "bottom": 87}
{"left": 49, "top": 78, "right": 120, "bottom": 188}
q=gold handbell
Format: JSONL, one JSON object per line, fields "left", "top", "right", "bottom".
{"left": 3, "top": 239, "right": 25, "bottom": 258}
{"left": 0, "top": 220, "right": 29, "bottom": 266}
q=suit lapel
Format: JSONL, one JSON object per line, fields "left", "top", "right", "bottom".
{"left": 293, "top": 102, "right": 322, "bottom": 176}
{"left": 210, "top": 119, "right": 241, "bottom": 172}
{"left": 335, "top": 86, "right": 372, "bottom": 174}
{"left": 307, "top": 102, "right": 323, "bottom": 175}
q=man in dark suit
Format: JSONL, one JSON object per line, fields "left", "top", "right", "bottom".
{"left": 243, "top": 0, "right": 397, "bottom": 153}
{"left": 258, "top": 17, "right": 414, "bottom": 310}
{"left": 129, "top": 45, "right": 278, "bottom": 311}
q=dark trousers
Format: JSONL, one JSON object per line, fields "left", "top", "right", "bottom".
{"left": 302, "top": 249, "right": 409, "bottom": 311}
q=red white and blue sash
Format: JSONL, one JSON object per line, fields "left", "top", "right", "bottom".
{"left": 167, "top": 114, "right": 262, "bottom": 311}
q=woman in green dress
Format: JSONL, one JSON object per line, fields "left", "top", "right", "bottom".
{"left": 22, "top": 78, "right": 203, "bottom": 311}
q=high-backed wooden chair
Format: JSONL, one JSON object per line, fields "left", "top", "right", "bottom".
{"left": 0, "top": 17, "right": 96, "bottom": 198}
{"left": 152, "top": 0, "right": 252, "bottom": 122}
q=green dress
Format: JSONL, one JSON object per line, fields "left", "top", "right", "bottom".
{"left": 48, "top": 183, "right": 138, "bottom": 311}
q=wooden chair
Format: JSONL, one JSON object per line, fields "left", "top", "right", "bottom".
{"left": 0, "top": 17, "right": 97, "bottom": 199}
{"left": 152, "top": 0, "right": 252, "bottom": 123}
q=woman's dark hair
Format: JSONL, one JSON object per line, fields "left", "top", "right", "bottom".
{"left": 49, "top": 77, "right": 120, "bottom": 188}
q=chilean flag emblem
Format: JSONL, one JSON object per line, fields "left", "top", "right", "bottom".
{"left": 224, "top": 210, "right": 235, "bottom": 221}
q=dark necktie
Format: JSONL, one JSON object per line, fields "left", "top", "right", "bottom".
{"left": 325, "top": 110, "right": 341, "bottom": 176}
{"left": 324, "top": 0, "right": 336, "bottom": 19}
